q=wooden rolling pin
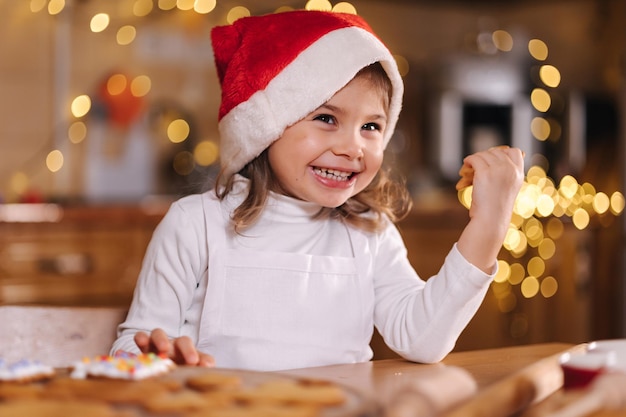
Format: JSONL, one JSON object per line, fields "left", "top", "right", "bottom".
{"left": 437, "top": 344, "right": 587, "bottom": 417}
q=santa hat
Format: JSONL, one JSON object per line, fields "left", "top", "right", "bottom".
{"left": 211, "top": 10, "right": 404, "bottom": 179}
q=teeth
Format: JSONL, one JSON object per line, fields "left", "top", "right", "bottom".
{"left": 313, "top": 167, "right": 353, "bottom": 181}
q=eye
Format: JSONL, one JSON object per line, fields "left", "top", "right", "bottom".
{"left": 362, "top": 122, "right": 382, "bottom": 132}
{"left": 313, "top": 114, "right": 336, "bottom": 125}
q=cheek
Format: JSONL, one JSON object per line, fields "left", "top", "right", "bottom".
{"left": 366, "top": 146, "right": 385, "bottom": 169}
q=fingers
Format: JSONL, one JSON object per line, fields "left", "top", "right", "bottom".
{"left": 456, "top": 146, "right": 525, "bottom": 190}
{"left": 134, "top": 329, "right": 215, "bottom": 367}
{"left": 172, "top": 336, "right": 199, "bottom": 364}
{"left": 134, "top": 330, "right": 215, "bottom": 367}
{"left": 134, "top": 331, "right": 152, "bottom": 353}
{"left": 198, "top": 352, "right": 216, "bottom": 368}
{"left": 149, "top": 328, "right": 173, "bottom": 354}
{"left": 171, "top": 337, "right": 216, "bottom": 367}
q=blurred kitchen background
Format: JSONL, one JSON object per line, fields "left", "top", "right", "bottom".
{"left": 1, "top": 0, "right": 625, "bottom": 356}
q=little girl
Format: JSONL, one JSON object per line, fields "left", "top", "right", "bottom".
{"left": 111, "top": 10, "right": 524, "bottom": 371}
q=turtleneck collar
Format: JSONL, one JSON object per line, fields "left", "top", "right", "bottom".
{"left": 226, "top": 174, "right": 327, "bottom": 223}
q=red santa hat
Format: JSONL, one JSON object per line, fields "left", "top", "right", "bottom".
{"left": 211, "top": 10, "right": 404, "bottom": 179}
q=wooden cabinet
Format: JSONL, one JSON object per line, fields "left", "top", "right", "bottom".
{"left": 0, "top": 205, "right": 163, "bottom": 306}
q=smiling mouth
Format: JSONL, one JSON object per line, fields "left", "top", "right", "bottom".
{"left": 312, "top": 167, "right": 355, "bottom": 182}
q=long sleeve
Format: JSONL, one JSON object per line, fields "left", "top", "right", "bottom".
{"left": 372, "top": 222, "right": 494, "bottom": 363}
{"left": 111, "top": 195, "right": 207, "bottom": 354}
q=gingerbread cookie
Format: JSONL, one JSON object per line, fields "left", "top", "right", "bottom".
{"left": 0, "top": 358, "right": 55, "bottom": 383}
{"left": 0, "top": 398, "right": 136, "bottom": 417}
{"left": 186, "top": 371, "right": 242, "bottom": 392}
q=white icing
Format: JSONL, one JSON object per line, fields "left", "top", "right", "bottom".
{"left": 70, "top": 353, "right": 175, "bottom": 380}
{"left": 0, "top": 359, "right": 55, "bottom": 381}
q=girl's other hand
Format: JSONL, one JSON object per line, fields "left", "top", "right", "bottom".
{"left": 134, "top": 328, "right": 215, "bottom": 367}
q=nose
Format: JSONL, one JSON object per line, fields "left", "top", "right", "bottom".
{"left": 332, "top": 128, "right": 364, "bottom": 161}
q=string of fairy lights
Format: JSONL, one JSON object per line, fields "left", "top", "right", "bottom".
{"left": 22, "top": 1, "right": 626, "bottom": 330}
{"left": 455, "top": 25, "right": 625, "bottom": 327}
{"left": 27, "top": 0, "right": 364, "bottom": 182}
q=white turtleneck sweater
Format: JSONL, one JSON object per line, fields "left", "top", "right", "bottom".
{"left": 112, "top": 178, "right": 493, "bottom": 371}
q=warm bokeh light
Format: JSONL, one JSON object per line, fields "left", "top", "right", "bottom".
{"left": 572, "top": 208, "right": 590, "bottom": 230}
{"left": 30, "top": 0, "right": 47, "bottom": 13}
{"left": 493, "top": 260, "right": 511, "bottom": 283}
{"left": 528, "top": 39, "right": 548, "bottom": 60}
{"left": 194, "top": 0, "right": 217, "bottom": 14}
{"left": 68, "top": 121, "right": 87, "bottom": 144}
{"left": 537, "top": 238, "right": 555, "bottom": 260}
{"left": 540, "top": 276, "right": 558, "bottom": 298}
{"left": 90, "top": 13, "right": 110, "bottom": 33}
{"left": 305, "top": 0, "right": 333, "bottom": 11}
{"left": 194, "top": 141, "right": 219, "bottom": 166}
{"left": 158, "top": 0, "right": 177, "bottom": 10}
{"left": 521, "top": 276, "right": 540, "bottom": 298}
{"left": 46, "top": 150, "right": 64, "bottom": 173}
{"left": 539, "top": 65, "right": 561, "bottom": 88}
{"left": 509, "top": 263, "right": 526, "bottom": 285}
{"left": 536, "top": 194, "right": 555, "bottom": 217}
{"left": 611, "top": 192, "right": 625, "bottom": 215}
{"left": 531, "top": 88, "right": 551, "bottom": 112}
{"left": 492, "top": 30, "right": 513, "bottom": 52}
{"left": 71, "top": 95, "right": 91, "bottom": 118}
{"left": 177, "top": 0, "right": 195, "bottom": 11}
{"left": 134, "top": 0, "right": 153, "bottom": 16}
{"left": 332, "top": 2, "right": 357, "bottom": 14}
{"left": 530, "top": 117, "right": 550, "bottom": 141}
{"left": 592, "top": 192, "right": 610, "bottom": 214}
{"left": 9, "top": 172, "right": 29, "bottom": 195}
{"left": 48, "top": 0, "right": 65, "bottom": 15}
{"left": 503, "top": 226, "right": 521, "bottom": 252}
{"left": 527, "top": 256, "right": 545, "bottom": 278}
{"left": 524, "top": 218, "right": 544, "bottom": 247}
{"left": 117, "top": 25, "right": 137, "bottom": 45}
{"left": 227, "top": 6, "right": 250, "bottom": 23}
{"left": 173, "top": 151, "right": 194, "bottom": 175}
{"left": 546, "top": 217, "right": 564, "bottom": 239}
{"left": 514, "top": 186, "right": 537, "bottom": 219}
{"left": 130, "top": 75, "right": 152, "bottom": 97}
{"left": 107, "top": 74, "right": 127, "bottom": 96}
{"left": 559, "top": 175, "right": 579, "bottom": 199}
{"left": 167, "top": 119, "right": 190, "bottom": 143}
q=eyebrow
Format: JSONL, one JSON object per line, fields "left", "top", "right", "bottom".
{"left": 317, "top": 103, "right": 387, "bottom": 122}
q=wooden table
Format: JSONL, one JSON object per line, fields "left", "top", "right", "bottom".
{"left": 278, "top": 343, "right": 585, "bottom": 417}
{"left": 0, "top": 342, "right": 605, "bottom": 417}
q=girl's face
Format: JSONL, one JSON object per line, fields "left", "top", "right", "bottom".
{"left": 267, "top": 75, "right": 388, "bottom": 208}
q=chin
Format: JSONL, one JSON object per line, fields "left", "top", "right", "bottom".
{"left": 316, "top": 200, "right": 348, "bottom": 209}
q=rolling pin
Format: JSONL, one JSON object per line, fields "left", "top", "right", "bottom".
{"left": 437, "top": 344, "right": 587, "bottom": 417}
{"left": 384, "top": 366, "right": 478, "bottom": 417}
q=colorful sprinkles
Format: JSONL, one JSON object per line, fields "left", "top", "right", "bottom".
{"left": 70, "top": 352, "right": 176, "bottom": 380}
